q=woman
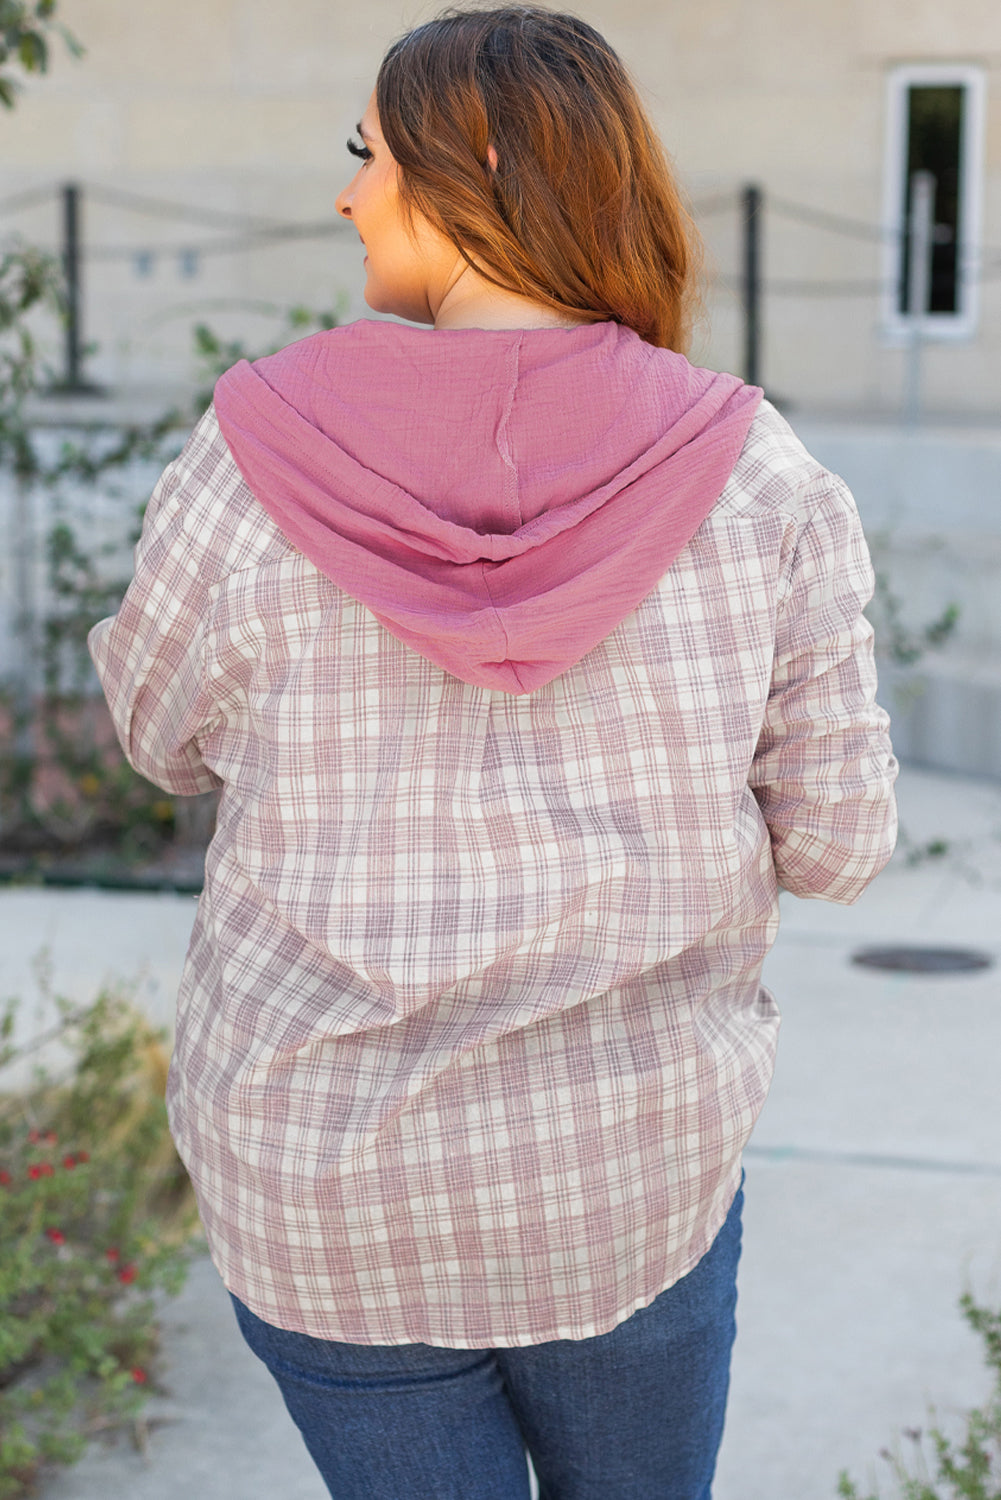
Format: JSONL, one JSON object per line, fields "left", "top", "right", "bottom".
{"left": 89, "top": 8, "right": 897, "bottom": 1497}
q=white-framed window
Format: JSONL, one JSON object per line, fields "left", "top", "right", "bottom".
{"left": 881, "top": 64, "right": 985, "bottom": 341}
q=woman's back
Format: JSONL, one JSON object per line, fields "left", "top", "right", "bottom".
{"left": 90, "top": 321, "right": 894, "bottom": 1347}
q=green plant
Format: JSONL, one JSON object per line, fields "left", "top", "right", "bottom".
{"left": 0, "top": 1, "right": 82, "bottom": 111}
{"left": 0, "top": 245, "right": 65, "bottom": 475}
{"left": 869, "top": 568, "right": 960, "bottom": 670}
{"left": 0, "top": 979, "right": 199, "bottom": 1498}
{"left": 0, "top": 303, "right": 338, "bottom": 863}
{"left": 837, "top": 1293, "right": 1001, "bottom": 1500}
{"left": 189, "top": 301, "right": 339, "bottom": 411}
{"left": 863, "top": 545, "right": 962, "bottom": 870}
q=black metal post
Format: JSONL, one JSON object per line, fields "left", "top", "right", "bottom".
{"left": 50, "top": 183, "right": 103, "bottom": 394}
{"left": 741, "top": 183, "right": 762, "bottom": 388}
{"left": 62, "top": 182, "right": 83, "bottom": 389}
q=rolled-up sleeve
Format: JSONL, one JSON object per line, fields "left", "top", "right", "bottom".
{"left": 88, "top": 426, "right": 222, "bottom": 797}
{"left": 749, "top": 475, "right": 898, "bottom": 903}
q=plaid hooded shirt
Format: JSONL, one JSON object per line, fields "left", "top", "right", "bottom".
{"left": 89, "top": 323, "right": 897, "bottom": 1347}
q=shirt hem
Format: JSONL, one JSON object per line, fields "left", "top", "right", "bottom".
{"left": 206, "top": 1160, "right": 745, "bottom": 1350}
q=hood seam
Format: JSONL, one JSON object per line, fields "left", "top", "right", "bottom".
{"left": 494, "top": 335, "right": 523, "bottom": 528}
{"left": 479, "top": 560, "right": 529, "bottom": 692}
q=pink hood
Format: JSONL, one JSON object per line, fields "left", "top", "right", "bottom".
{"left": 213, "top": 319, "right": 762, "bottom": 694}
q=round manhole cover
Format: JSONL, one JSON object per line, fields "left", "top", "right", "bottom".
{"left": 851, "top": 945, "right": 994, "bottom": 974}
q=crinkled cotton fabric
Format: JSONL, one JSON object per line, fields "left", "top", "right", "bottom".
{"left": 89, "top": 326, "right": 897, "bottom": 1346}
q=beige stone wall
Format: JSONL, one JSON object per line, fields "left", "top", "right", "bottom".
{"left": 2, "top": 0, "right": 999, "bottom": 416}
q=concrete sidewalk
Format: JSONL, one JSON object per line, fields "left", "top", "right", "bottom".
{"left": 3, "top": 762, "right": 1000, "bottom": 1499}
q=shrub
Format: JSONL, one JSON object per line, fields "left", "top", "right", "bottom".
{"left": 0, "top": 981, "right": 199, "bottom": 1497}
{"left": 837, "top": 1293, "right": 1001, "bottom": 1499}
{"left": 1, "top": 305, "right": 337, "bottom": 868}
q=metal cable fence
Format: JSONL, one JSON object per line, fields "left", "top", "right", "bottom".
{"left": 1, "top": 176, "right": 998, "bottom": 405}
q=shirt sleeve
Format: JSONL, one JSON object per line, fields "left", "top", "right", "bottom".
{"left": 749, "top": 473, "right": 899, "bottom": 903}
{"left": 87, "top": 416, "right": 223, "bottom": 797}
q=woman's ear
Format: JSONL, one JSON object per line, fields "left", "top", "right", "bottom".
{"left": 487, "top": 144, "right": 499, "bottom": 172}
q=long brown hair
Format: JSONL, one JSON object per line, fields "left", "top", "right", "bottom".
{"left": 376, "top": 6, "right": 703, "bottom": 351}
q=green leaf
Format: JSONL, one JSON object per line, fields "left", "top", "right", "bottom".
{"left": 54, "top": 22, "right": 84, "bottom": 59}
{"left": 17, "top": 27, "right": 45, "bottom": 72}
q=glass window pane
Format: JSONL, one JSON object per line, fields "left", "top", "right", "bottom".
{"left": 897, "top": 85, "right": 964, "bottom": 315}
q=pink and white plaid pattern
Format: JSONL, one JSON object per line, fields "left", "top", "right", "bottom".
{"left": 89, "top": 399, "right": 897, "bottom": 1347}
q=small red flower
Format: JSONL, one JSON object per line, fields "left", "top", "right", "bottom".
{"left": 27, "top": 1128, "right": 41, "bottom": 1144}
{"left": 130, "top": 1367, "right": 147, "bottom": 1384}
{"left": 0, "top": 1170, "right": 11, "bottom": 1187}
{"left": 75, "top": 1150, "right": 90, "bottom": 1164}
{"left": 44, "top": 1131, "right": 57, "bottom": 1145}
{"left": 62, "top": 1154, "right": 77, "bottom": 1169}
{"left": 117, "top": 1263, "right": 138, "bottom": 1284}
{"left": 38, "top": 1162, "right": 54, "bottom": 1177}
{"left": 105, "top": 1247, "right": 120, "bottom": 1264}
{"left": 45, "top": 1228, "right": 66, "bottom": 1245}
{"left": 28, "top": 1164, "right": 43, "bottom": 1180}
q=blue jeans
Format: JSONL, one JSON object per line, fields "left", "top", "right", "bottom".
{"left": 230, "top": 1182, "right": 743, "bottom": 1500}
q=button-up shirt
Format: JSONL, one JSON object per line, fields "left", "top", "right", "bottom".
{"left": 89, "top": 398, "right": 897, "bottom": 1346}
